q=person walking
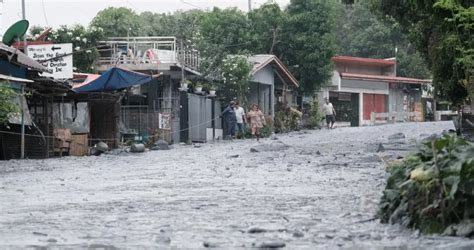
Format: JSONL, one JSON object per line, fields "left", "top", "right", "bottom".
{"left": 222, "top": 101, "right": 237, "bottom": 140}
{"left": 247, "top": 104, "right": 266, "bottom": 141}
{"left": 234, "top": 101, "right": 246, "bottom": 139}
{"left": 323, "top": 97, "right": 336, "bottom": 129}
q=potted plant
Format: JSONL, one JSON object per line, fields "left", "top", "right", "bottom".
{"left": 181, "top": 80, "right": 191, "bottom": 90}
{"left": 209, "top": 86, "right": 217, "bottom": 96}
{"left": 194, "top": 83, "right": 203, "bottom": 93}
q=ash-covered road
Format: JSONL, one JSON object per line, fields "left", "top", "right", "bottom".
{"left": 1, "top": 122, "right": 473, "bottom": 249}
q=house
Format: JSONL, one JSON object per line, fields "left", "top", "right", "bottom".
{"left": 0, "top": 42, "right": 73, "bottom": 159}
{"left": 95, "top": 36, "right": 215, "bottom": 144}
{"left": 319, "top": 56, "right": 431, "bottom": 126}
{"left": 247, "top": 55, "right": 300, "bottom": 118}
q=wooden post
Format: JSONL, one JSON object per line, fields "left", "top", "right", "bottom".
{"left": 20, "top": 85, "right": 25, "bottom": 159}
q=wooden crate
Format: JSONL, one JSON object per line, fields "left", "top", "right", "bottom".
{"left": 70, "top": 134, "right": 89, "bottom": 156}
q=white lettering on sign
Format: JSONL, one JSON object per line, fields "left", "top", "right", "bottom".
{"left": 26, "top": 43, "right": 73, "bottom": 79}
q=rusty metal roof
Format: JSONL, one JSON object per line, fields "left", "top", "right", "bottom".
{"left": 332, "top": 56, "right": 396, "bottom": 67}
{"left": 0, "top": 43, "right": 49, "bottom": 72}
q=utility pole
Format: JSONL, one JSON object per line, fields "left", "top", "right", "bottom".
{"left": 248, "top": 0, "right": 251, "bottom": 12}
{"left": 0, "top": 0, "right": 3, "bottom": 36}
{"left": 20, "top": 0, "right": 26, "bottom": 159}
{"left": 394, "top": 47, "right": 398, "bottom": 76}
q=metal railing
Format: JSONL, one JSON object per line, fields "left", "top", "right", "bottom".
{"left": 370, "top": 111, "right": 423, "bottom": 125}
{"left": 97, "top": 36, "right": 200, "bottom": 71}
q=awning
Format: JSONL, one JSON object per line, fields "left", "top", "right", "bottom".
{"left": 74, "top": 67, "right": 152, "bottom": 93}
{"left": 340, "top": 72, "right": 431, "bottom": 85}
{"left": 72, "top": 74, "right": 100, "bottom": 89}
{"left": 0, "top": 43, "right": 49, "bottom": 72}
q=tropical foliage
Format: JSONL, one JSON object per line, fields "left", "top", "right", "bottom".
{"left": 379, "top": 134, "right": 474, "bottom": 235}
{"left": 0, "top": 84, "right": 18, "bottom": 125}
{"left": 369, "top": 0, "right": 473, "bottom": 106}
{"left": 218, "top": 55, "right": 253, "bottom": 105}
{"left": 335, "top": 1, "right": 430, "bottom": 79}
{"left": 80, "top": 1, "right": 435, "bottom": 94}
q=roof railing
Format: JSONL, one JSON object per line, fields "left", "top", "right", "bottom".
{"left": 96, "top": 36, "right": 200, "bottom": 71}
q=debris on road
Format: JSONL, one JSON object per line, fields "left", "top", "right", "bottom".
{"left": 130, "top": 143, "right": 146, "bottom": 153}
{"left": 151, "top": 140, "right": 171, "bottom": 150}
{"left": 250, "top": 140, "right": 290, "bottom": 153}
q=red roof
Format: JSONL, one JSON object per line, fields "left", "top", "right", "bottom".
{"left": 341, "top": 72, "right": 431, "bottom": 85}
{"left": 332, "top": 56, "right": 396, "bottom": 67}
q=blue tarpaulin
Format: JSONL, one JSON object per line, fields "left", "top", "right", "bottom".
{"left": 74, "top": 67, "right": 152, "bottom": 92}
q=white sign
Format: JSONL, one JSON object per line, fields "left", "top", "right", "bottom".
{"left": 422, "top": 84, "right": 434, "bottom": 99}
{"left": 26, "top": 43, "right": 73, "bottom": 79}
{"left": 159, "top": 113, "right": 171, "bottom": 129}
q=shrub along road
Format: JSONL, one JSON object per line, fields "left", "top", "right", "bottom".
{"left": 0, "top": 122, "right": 473, "bottom": 248}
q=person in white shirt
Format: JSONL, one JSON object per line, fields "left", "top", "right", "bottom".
{"left": 234, "top": 101, "right": 246, "bottom": 138}
{"left": 323, "top": 97, "right": 336, "bottom": 129}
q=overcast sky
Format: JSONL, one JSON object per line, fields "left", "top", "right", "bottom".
{"left": 1, "top": 0, "right": 290, "bottom": 35}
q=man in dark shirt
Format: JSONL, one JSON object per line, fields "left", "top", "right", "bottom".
{"left": 222, "top": 101, "right": 237, "bottom": 140}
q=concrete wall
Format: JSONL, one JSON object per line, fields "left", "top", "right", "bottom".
{"left": 251, "top": 65, "right": 274, "bottom": 86}
{"left": 340, "top": 79, "right": 389, "bottom": 95}
{"left": 330, "top": 70, "right": 341, "bottom": 89}
{"left": 335, "top": 63, "right": 395, "bottom": 76}
{"left": 389, "top": 83, "right": 422, "bottom": 114}
{"left": 248, "top": 83, "right": 271, "bottom": 115}
{"left": 322, "top": 79, "right": 390, "bottom": 126}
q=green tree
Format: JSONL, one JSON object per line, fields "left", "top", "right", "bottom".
{"left": 283, "top": 0, "right": 337, "bottom": 94}
{"left": 90, "top": 7, "right": 141, "bottom": 37}
{"left": 196, "top": 7, "right": 250, "bottom": 77}
{"left": 248, "top": 2, "right": 287, "bottom": 55}
{"left": 370, "top": 0, "right": 473, "bottom": 106}
{"left": 218, "top": 55, "right": 253, "bottom": 104}
{"left": 139, "top": 10, "right": 203, "bottom": 41}
{"left": 334, "top": 1, "right": 430, "bottom": 78}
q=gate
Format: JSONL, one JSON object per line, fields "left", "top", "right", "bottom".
{"left": 187, "top": 94, "right": 222, "bottom": 142}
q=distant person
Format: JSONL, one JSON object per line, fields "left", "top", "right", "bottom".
{"left": 323, "top": 97, "right": 336, "bottom": 129}
{"left": 234, "top": 101, "right": 246, "bottom": 139}
{"left": 247, "top": 104, "right": 266, "bottom": 141}
{"left": 222, "top": 101, "right": 237, "bottom": 140}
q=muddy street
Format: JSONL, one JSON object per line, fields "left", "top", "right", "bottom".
{"left": 0, "top": 121, "right": 473, "bottom": 248}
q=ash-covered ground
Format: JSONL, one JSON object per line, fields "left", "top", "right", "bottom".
{"left": 1, "top": 121, "right": 473, "bottom": 249}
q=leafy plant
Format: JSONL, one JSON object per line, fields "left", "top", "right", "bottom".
{"left": 274, "top": 107, "right": 303, "bottom": 133}
{"left": 218, "top": 55, "right": 252, "bottom": 104}
{"left": 0, "top": 84, "right": 19, "bottom": 125}
{"left": 379, "top": 134, "right": 474, "bottom": 235}
{"left": 307, "top": 98, "right": 322, "bottom": 129}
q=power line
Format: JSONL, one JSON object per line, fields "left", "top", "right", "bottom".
{"left": 41, "top": 0, "right": 49, "bottom": 27}
{"left": 126, "top": 0, "right": 141, "bottom": 13}
{"left": 180, "top": 0, "right": 203, "bottom": 10}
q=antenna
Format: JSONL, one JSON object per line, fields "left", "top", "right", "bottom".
{"left": 2, "top": 20, "right": 29, "bottom": 46}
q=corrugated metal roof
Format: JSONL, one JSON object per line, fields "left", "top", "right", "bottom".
{"left": 0, "top": 43, "right": 49, "bottom": 72}
{"left": 341, "top": 72, "right": 431, "bottom": 85}
{"left": 0, "top": 73, "right": 34, "bottom": 83}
